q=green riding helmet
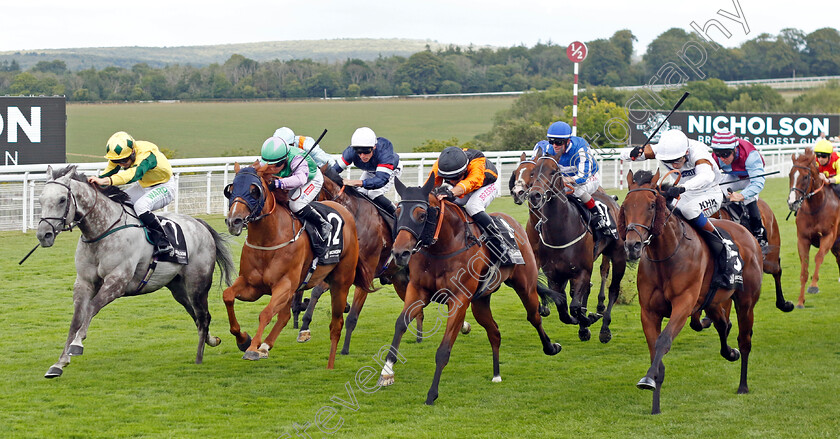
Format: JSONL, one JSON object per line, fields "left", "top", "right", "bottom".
{"left": 260, "top": 136, "right": 290, "bottom": 165}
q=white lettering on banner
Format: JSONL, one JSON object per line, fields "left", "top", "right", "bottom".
{"left": 684, "top": 115, "right": 832, "bottom": 138}
{"left": 688, "top": 116, "right": 704, "bottom": 134}
{"left": 794, "top": 119, "right": 811, "bottom": 136}
{"left": 713, "top": 116, "right": 728, "bottom": 132}
{"left": 814, "top": 118, "right": 829, "bottom": 136}
{"left": 5, "top": 150, "right": 18, "bottom": 166}
{"left": 779, "top": 118, "right": 794, "bottom": 136}
{"left": 730, "top": 116, "right": 747, "bottom": 133}
{"left": 747, "top": 117, "right": 765, "bottom": 135}
{"left": 766, "top": 118, "right": 779, "bottom": 135}
{"left": 6, "top": 107, "right": 41, "bottom": 143}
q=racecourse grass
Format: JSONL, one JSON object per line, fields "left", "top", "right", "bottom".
{"left": 1, "top": 178, "right": 839, "bottom": 438}
{"left": 65, "top": 98, "right": 515, "bottom": 161}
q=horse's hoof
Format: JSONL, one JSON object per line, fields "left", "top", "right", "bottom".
{"left": 689, "top": 318, "right": 704, "bottom": 332}
{"left": 206, "top": 336, "right": 221, "bottom": 347}
{"left": 588, "top": 312, "right": 603, "bottom": 324}
{"left": 596, "top": 304, "right": 606, "bottom": 314}
{"left": 636, "top": 376, "right": 656, "bottom": 390}
{"left": 701, "top": 317, "right": 712, "bottom": 329}
{"left": 257, "top": 346, "right": 270, "bottom": 359}
{"left": 68, "top": 345, "right": 83, "bottom": 356}
{"left": 579, "top": 327, "right": 591, "bottom": 342}
{"left": 344, "top": 304, "right": 351, "bottom": 313}
{"left": 778, "top": 301, "right": 795, "bottom": 313}
{"left": 44, "top": 366, "right": 63, "bottom": 378}
{"left": 796, "top": 304, "right": 805, "bottom": 309}
{"left": 492, "top": 376, "right": 502, "bottom": 383}
{"left": 807, "top": 286, "right": 819, "bottom": 294}
{"left": 599, "top": 330, "right": 612, "bottom": 344}
{"left": 297, "top": 330, "right": 311, "bottom": 343}
{"left": 726, "top": 348, "right": 740, "bottom": 362}
{"left": 236, "top": 334, "right": 252, "bottom": 352}
{"left": 737, "top": 386, "right": 749, "bottom": 395}
{"left": 461, "top": 322, "right": 471, "bottom": 334}
{"left": 378, "top": 374, "right": 395, "bottom": 386}
{"left": 340, "top": 348, "right": 349, "bottom": 355}
{"left": 242, "top": 350, "right": 261, "bottom": 361}
{"left": 545, "top": 342, "right": 562, "bottom": 355}
{"left": 539, "top": 305, "right": 551, "bottom": 317}
{"left": 415, "top": 336, "right": 423, "bottom": 344}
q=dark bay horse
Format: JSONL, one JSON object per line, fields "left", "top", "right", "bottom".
{"left": 223, "top": 164, "right": 374, "bottom": 369}
{"left": 714, "top": 198, "right": 794, "bottom": 312}
{"left": 378, "top": 177, "right": 561, "bottom": 405}
{"left": 787, "top": 148, "right": 840, "bottom": 308}
{"left": 620, "top": 169, "right": 763, "bottom": 415}
{"left": 293, "top": 169, "right": 418, "bottom": 353}
{"left": 523, "top": 153, "right": 627, "bottom": 343}
{"left": 37, "top": 165, "right": 234, "bottom": 378}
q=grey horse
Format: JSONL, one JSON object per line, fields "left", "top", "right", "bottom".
{"left": 36, "top": 165, "right": 235, "bottom": 378}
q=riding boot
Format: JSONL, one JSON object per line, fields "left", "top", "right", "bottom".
{"left": 746, "top": 200, "right": 769, "bottom": 254}
{"left": 588, "top": 205, "right": 617, "bottom": 240}
{"left": 296, "top": 204, "right": 332, "bottom": 259}
{"left": 138, "top": 211, "right": 174, "bottom": 257}
{"left": 472, "top": 211, "right": 513, "bottom": 266}
{"left": 698, "top": 226, "right": 744, "bottom": 290}
{"left": 372, "top": 194, "right": 396, "bottom": 215}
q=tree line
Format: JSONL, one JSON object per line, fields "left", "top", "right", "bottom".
{"left": 1, "top": 27, "right": 839, "bottom": 101}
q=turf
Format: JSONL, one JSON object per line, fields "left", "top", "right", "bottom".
{"left": 1, "top": 178, "right": 838, "bottom": 438}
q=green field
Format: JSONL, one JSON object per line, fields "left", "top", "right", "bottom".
{"left": 65, "top": 98, "right": 515, "bottom": 161}
{"left": 2, "top": 177, "right": 839, "bottom": 438}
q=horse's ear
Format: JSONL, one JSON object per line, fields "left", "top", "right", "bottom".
{"left": 520, "top": 152, "right": 527, "bottom": 162}
{"left": 625, "top": 170, "right": 633, "bottom": 188}
{"left": 791, "top": 153, "right": 797, "bottom": 161}
{"left": 651, "top": 194, "right": 669, "bottom": 236}
{"left": 394, "top": 176, "right": 406, "bottom": 197}
{"left": 46, "top": 165, "right": 54, "bottom": 180}
{"left": 234, "top": 162, "right": 241, "bottom": 173}
{"left": 652, "top": 169, "right": 661, "bottom": 187}
{"left": 535, "top": 149, "right": 543, "bottom": 159}
{"left": 421, "top": 174, "right": 436, "bottom": 195}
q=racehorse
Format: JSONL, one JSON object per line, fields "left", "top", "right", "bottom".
{"left": 37, "top": 165, "right": 234, "bottom": 378}
{"left": 714, "top": 198, "right": 795, "bottom": 312}
{"left": 519, "top": 152, "right": 628, "bottom": 343}
{"left": 787, "top": 148, "right": 840, "bottom": 308}
{"left": 292, "top": 168, "right": 418, "bottom": 352}
{"left": 378, "top": 176, "right": 562, "bottom": 405}
{"left": 619, "top": 169, "right": 763, "bottom": 415}
{"left": 222, "top": 163, "right": 373, "bottom": 369}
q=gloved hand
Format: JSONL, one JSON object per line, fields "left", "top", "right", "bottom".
{"left": 664, "top": 186, "right": 685, "bottom": 198}
{"left": 434, "top": 186, "right": 455, "bottom": 200}
{"left": 630, "top": 146, "right": 644, "bottom": 159}
{"left": 271, "top": 178, "right": 284, "bottom": 190}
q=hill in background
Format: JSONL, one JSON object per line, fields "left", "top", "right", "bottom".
{"left": 0, "top": 38, "right": 477, "bottom": 70}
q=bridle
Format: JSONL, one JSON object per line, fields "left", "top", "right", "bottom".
{"left": 39, "top": 179, "right": 96, "bottom": 236}
{"left": 789, "top": 163, "right": 825, "bottom": 214}
{"left": 529, "top": 156, "right": 588, "bottom": 249}
{"left": 225, "top": 169, "right": 276, "bottom": 225}
{"left": 395, "top": 197, "right": 477, "bottom": 259}
{"left": 623, "top": 187, "right": 685, "bottom": 263}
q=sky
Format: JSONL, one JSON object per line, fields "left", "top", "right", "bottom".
{"left": 1, "top": 0, "right": 835, "bottom": 55}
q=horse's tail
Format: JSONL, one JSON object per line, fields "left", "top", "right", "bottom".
{"left": 197, "top": 218, "right": 235, "bottom": 287}
{"left": 353, "top": 256, "right": 378, "bottom": 295}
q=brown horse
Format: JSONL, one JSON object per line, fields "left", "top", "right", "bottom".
{"left": 222, "top": 163, "right": 374, "bottom": 368}
{"left": 293, "top": 169, "right": 419, "bottom": 352}
{"left": 714, "top": 198, "right": 794, "bottom": 312}
{"left": 787, "top": 148, "right": 840, "bottom": 308}
{"left": 377, "top": 177, "right": 561, "bottom": 405}
{"left": 522, "top": 153, "right": 628, "bottom": 343}
{"left": 619, "top": 169, "right": 763, "bottom": 415}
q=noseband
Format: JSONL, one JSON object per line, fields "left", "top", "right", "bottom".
{"left": 789, "top": 164, "right": 824, "bottom": 212}
{"left": 226, "top": 169, "right": 274, "bottom": 224}
{"left": 623, "top": 187, "right": 685, "bottom": 262}
{"left": 39, "top": 180, "right": 96, "bottom": 236}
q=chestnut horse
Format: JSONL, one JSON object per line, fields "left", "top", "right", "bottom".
{"left": 787, "top": 148, "right": 840, "bottom": 308}
{"left": 620, "top": 169, "right": 763, "bottom": 415}
{"left": 377, "top": 177, "right": 562, "bottom": 405}
{"left": 522, "top": 153, "right": 628, "bottom": 343}
{"left": 714, "top": 198, "right": 794, "bottom": 312}
{"left": 222, "top": 164, "right": 373, "bottom": 368}
{"left": 293, "top": 169, "right": 418, "bottom": 352}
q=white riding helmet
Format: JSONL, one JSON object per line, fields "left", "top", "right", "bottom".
{"left": 652, "top": 129, "right": 690, "bottom": 161}
{"left": 350, "top": 127, "right": 377, "bottom": 148}
{"left": 273, "top": 127, "right": 295, "bottom": 148}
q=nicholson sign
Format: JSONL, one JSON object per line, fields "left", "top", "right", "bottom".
{"left": 0, "top": 96, "right": 66, "bottom": 166}
{"left": 629, "top": 110, "right": 840, "bottom": 146}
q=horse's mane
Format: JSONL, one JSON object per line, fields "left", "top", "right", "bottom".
{"left": 53, "top": 165, "right": 132, "bottom": 205}
{"left": 632, "top": 170, "right": 655, "bottom": 186}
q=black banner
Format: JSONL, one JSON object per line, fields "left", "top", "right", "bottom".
{"left": 629, "top": 110, "right": 840, "bottom": 146}
{"left": 0, "top": 96, "right": 66, "bottom": 166}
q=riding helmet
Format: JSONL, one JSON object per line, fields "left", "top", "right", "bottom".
{"left": 437, "top": 147, "right": 469, "bottom": 178}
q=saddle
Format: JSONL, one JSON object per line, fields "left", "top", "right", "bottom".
{"left": 301, "top": 202, "right": 344, "bottom": 266}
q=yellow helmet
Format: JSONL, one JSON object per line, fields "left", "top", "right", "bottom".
{"left": 814, "top": 139, "right": 834, "bottom": 155}
{"left": 104, "top": 131, "right": 136, "bottom": 160}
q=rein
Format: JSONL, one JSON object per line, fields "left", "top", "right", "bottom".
{"left": 530, "top": 157, "right": 589, "bottom": 249}
{"left": 624, "top": 187, "right": 684, "bottom": 263}
{"left": 789, "top": 164, "right": 827, "bottom": 216}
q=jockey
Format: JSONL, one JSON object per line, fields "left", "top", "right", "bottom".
{"left": 623, "top": 129, "right": 744, "bottom": 289}
{"left": 87, "top": 131, "right": 175, "bottom": 257}
{"left": 260, "top": 136, "right": 332, "bottom": 257}
{"left": 428, "top": 146, "right": 512, "bottom": 264}
{"left": 330, "top": 127, "right": 400, "bottom": 215}
{"left": 710, "top": 131, "right": 769, "bottom": 253}
{"left": 273, "top": 127, "right": 334, "bottom": 167}
{"left": 535, "top": 121, "right": 616, "bottom": 240}
{"left": 814, "top": 138, "right": 840, "bottom": 182}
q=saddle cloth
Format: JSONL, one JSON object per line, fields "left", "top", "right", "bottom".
{"left": 148, "top": 216, "right": 188, "bottom": 265}
{"left": 304, "top": 202, "right": 345, "bottom": 266}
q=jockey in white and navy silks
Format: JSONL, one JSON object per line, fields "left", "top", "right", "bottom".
{"left": 622, "top": 129, "right": 744, "bottom": 289}
{"left": 533, "top": 121, "right": 614, "bottom": 239}
{"left": 709, "top": 131, "right": 769, "bottom": 252}
{"left": 330, "top": 127, "right": 401, "bottom": 214}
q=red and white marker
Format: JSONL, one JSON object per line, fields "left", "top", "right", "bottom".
{"left": 566, "top": 41, "right": 588, "bottom": 137}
